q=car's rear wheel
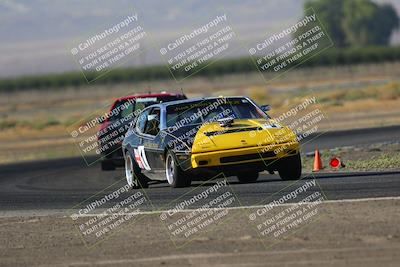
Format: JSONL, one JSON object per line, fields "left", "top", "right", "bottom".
{"left": 125, "top": 150, "right": 148, "bottom": 189}
{"left": 237, "top": 172, "right": 259, "bottom": 183}
{"left": 165, "top": 151, "right": 191, "bottom": 188}
{"left": 101, "top": 159, "right": 115, "bottom": 171}
{"left": 278, "top": 153, "right": 302, "bottom": 181}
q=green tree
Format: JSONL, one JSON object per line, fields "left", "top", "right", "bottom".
{"left": 368, "top": 4, "right": 399, "bottom": 45}
{"left": 305, "top": 0, "right": 347, "bottom": 47}
{"left": 305, "top": 0, "right": 399, "bottom": 47}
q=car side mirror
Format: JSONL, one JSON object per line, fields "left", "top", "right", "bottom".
{"left": 147, "top": 114, "right": 159, "bottom": 122}
{"left": 260, "top": 105, "right": 271, "bottom": 113}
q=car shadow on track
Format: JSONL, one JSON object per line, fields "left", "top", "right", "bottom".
{"left": 148, "top": 174, "right": 284, "bottom": 189}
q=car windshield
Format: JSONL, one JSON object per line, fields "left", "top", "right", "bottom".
{"left": 133, "top": 98, "right": 159, "bottom": 115}
{"left": 166, "top": 98, "right": 265, "bottom": 127}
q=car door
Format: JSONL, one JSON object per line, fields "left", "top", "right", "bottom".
{"left": 131, "top": 108, "right": 152, "bottom": 172}
{"left": 141, "top": 107, "right": 164, "bottom": 171}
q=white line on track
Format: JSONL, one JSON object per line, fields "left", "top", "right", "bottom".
{"left": 1, "top": 196, "right": 399, "bottom": 218}
{"left": 38, "top": 245, "right": 400, "bottom": 266}
{"left": 60, "top": 195, "right": 400, "bottom": 218}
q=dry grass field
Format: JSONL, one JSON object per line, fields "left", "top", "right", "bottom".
{"left": 0, "top": 62, "right": 399, "bottom": 164}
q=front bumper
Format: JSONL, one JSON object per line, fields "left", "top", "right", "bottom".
{"left": 191, "top": 142, "right": 299, "bottom": 169}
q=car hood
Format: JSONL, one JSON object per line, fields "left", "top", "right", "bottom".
{"left": 190, "top": 119, "right": 297, "bottom": 154}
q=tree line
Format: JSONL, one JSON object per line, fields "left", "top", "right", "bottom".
{"left": 1, "top": 45, "right": 400, "bottom": 92}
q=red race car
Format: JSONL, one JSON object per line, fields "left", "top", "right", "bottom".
{"left": 98, "top": 92, "right": 186, "bottom": 170}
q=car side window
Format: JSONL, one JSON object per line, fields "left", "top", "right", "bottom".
{"left": 135, "top": 109, "right": 150, "bottom": 134}
{"left": 144, "top": 108, "right": 160, "bottom": 136}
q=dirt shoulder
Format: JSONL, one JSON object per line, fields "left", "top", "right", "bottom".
{"left": 302, "top": 142, "right": 400, "bottom": 173}
{"left": 1, "top": 198, "right": 400, "bottom": 267}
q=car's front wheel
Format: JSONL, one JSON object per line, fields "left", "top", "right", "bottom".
{"left": 165, "top": 151, "right": 191, "bottom": 188}
{"left": 125, "top": 150, "right": 148, "bottom": 189}
{"left": 277, "top": 153, "right": 302, "bottom": 181}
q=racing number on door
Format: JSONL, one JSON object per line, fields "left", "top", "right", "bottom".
{"left": 133, "top": 146, "right": 151, "bottom": 171}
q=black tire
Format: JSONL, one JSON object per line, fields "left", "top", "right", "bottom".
{"left": 101, "top": 159, "right": 115, "bottom": 171}
{"left": 124, "top": 150, "right": 149, "bottom": 189}
{"left": 165, "top": 151, "right": 191, "bottom": 188}
{"left": 237, "top": 172, "right": 259, "bottom": 183}
{"left": 278, "top": 153, "right": 302, "bottom": 181}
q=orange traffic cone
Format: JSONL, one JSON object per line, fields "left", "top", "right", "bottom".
{"left": 313, "top": 149, "right": 323, "bottom": 172}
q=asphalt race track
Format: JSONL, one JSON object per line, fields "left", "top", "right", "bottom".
{"left": 0, "top": 125, "right": 399, "bottom": 213}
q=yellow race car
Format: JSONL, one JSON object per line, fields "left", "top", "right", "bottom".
{"left": 122, "top": 96, "right": 301, "bottom": 188}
